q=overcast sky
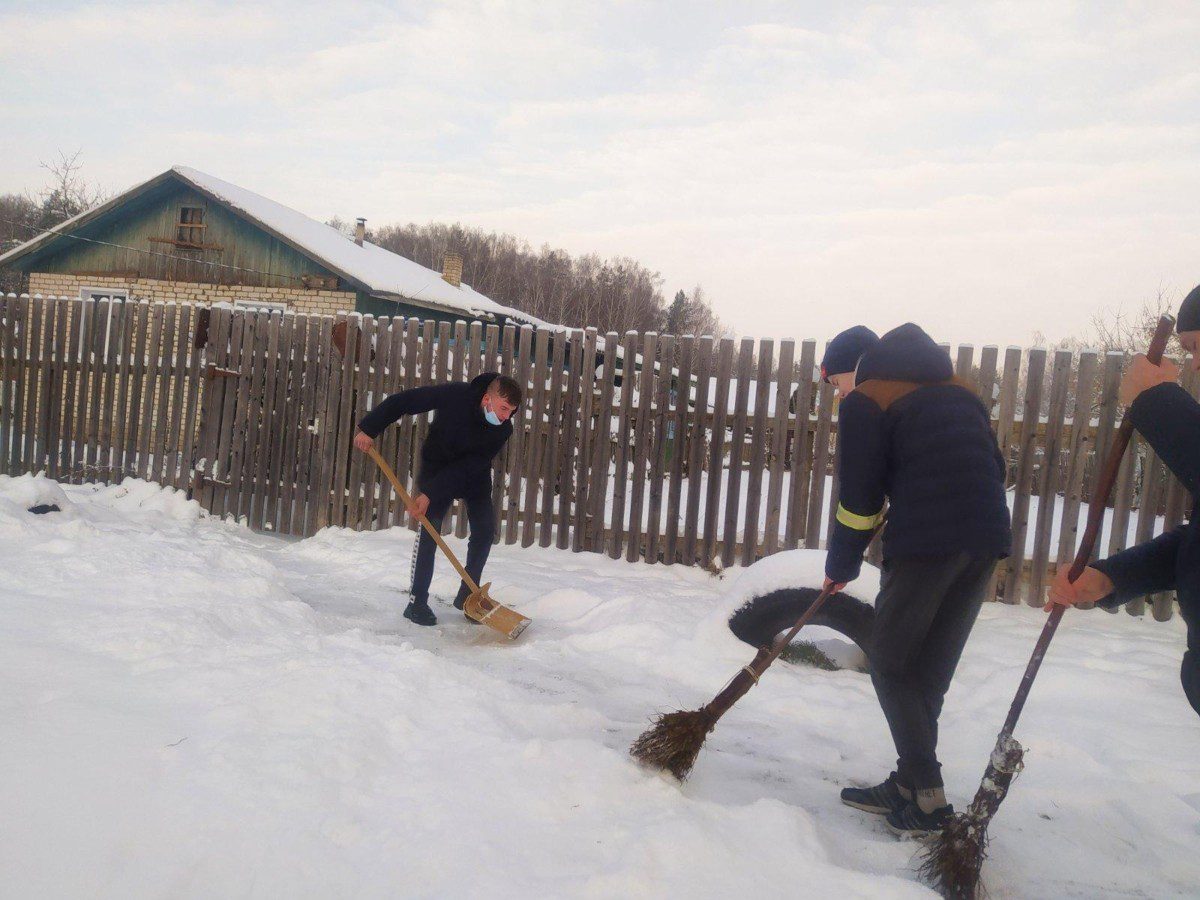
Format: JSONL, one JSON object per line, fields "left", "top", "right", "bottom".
{"left": 2, "top": 1, "right": 1197, "bottom": 347}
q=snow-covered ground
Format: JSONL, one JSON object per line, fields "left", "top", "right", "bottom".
{"left": 2, "top": 474, "right": 1197, "bottom": 899}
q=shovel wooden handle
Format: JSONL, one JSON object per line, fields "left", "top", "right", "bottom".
{"left": 366, "top": 445, "right": 481, "bottom": 595}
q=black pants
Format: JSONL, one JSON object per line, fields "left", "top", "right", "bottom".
{"left": 869, "top": 552, "right": 996, "bottom": 791}
{"left": 410, "top": 492, "right": 496, "bottom": 606}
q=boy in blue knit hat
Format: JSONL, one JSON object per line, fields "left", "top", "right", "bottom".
{"left": 820, "top": 324, "right": 1012, "bottom": 837}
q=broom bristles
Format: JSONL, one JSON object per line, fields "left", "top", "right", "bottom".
{"left": 629, "top": 707, "right": 718, "bottom": 780}
{"left": 918, "top": 736, "right": 1025, "bottom": 899}
{"left": 918, "top": 811, "right": 989, "bottom": 899}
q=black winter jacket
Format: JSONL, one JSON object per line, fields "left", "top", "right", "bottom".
{"left": 1092, "top": 382, "right": 1200, "bottom": 634}
{"left": 826, "top": 324, "right": 1012, "bottom": 584}
{"left": 357, "top": 372, "right": 512, "bottom": 502}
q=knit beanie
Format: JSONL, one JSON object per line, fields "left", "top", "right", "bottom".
{"left": 1177, "top": 284, "right": 1200, "bottom": 332}
{"left": 820, "top": 326, "right": 880, "bottom": 380}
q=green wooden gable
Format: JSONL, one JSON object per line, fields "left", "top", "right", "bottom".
{"left": 7, "top": 174, "right": 347, "bottom": 293}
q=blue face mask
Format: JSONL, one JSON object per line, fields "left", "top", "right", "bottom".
{"left": 484, "top": 408, "right": 502, "bottom": 426}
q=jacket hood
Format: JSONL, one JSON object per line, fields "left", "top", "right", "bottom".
{"left": 855, "top": 323, "right": 953, "bottom": 385}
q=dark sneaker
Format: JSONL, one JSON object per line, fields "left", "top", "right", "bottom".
{"left": 885, "top": 801, "right": 953, "bottom": 839}
{"left": 403, "top": 599, "right": 437, "bottom": 627}
{"left": 840, "top": 772, "right": 910, "bottom": 815}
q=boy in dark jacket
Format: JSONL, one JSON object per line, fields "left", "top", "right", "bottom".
{"left": 1048, "top": 283, "right": 1200, "bottom": 719}
{"left": 354, "top": 372, "right": 522, "bottom": 627}
{"left": 823, "top": 323, "right": 1012, "bottom": 837}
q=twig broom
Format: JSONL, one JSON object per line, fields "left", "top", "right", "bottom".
{"left": 630, "top": 527, "right": 883, "bottom": 780}
{"left": 918, "top": 315, "right": 1175, "bottom": 899}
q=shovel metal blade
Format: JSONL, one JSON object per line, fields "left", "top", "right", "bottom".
{"left": 463, "top": 582, "right": 532, "bottom": 640}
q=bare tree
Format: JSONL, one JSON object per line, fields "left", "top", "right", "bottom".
{"left": 1088, "top": 288, "right": 1182, "bottom": 359}
{"left": 0, "top": 193, "right": 39, "bottom": 292}
{"left": 372, "top": 220, "right": 669, "bottom": 334}
{"left": 29, "top": 149, "right": 108, "bottom": 230}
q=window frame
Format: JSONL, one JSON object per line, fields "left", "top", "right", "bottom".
{"left": 232, "top": 297, "right": 288, "bottom": 313}
{"left": 176, "top": 206, "right": 206, "bottom": 245}
{"left": 79, "top": 286, "right": 130, "bottom": 303}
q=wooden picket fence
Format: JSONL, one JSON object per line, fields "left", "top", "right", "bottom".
{"left": 0, "top": 293, "right": 1192, "bottom": 619}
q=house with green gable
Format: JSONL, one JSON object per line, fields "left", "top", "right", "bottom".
{"left": 0, "top": 165, "right": 553, "bottom": 331}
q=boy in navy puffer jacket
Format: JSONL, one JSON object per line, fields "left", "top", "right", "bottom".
{"left": 822, "top": 323, "right": 1012, "bottom": 837}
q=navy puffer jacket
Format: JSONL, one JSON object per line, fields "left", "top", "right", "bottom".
{"left": 358, "top": 372, "right": 512, "bottom": 502}
{"left": 825, "top": 324, "right": 1011, "bottom": 583}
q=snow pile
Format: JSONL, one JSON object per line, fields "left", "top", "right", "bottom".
{"left": 2, "top": 474, "right": 1197, "bottom": 899}
{"left": 0, "top": 472, "right": 70, "bottom": 519}
{"left": 718, "top": 548, "right": 882, "bottom": 615}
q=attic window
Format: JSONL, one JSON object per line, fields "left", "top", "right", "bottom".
{"left": 176, "top": 207, "right": 205, "bottom": 245}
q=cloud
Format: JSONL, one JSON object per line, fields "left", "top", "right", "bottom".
{"left": 1, "top": 1, "right": 1198, "bottom": 346}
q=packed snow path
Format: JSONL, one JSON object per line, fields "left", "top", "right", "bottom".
{"left": 2, "top": 476, "right": 1197, "bottom": 899}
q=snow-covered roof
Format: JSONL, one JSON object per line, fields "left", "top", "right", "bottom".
{"left": 172, "top": 167, "right": 551, "bottom": 325}
{"left": 0, "top": 165, "right": 555, "bottom": 329}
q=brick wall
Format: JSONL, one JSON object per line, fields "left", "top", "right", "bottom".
{"left": 27, "top": 272, "right": 355, "bottom": 316}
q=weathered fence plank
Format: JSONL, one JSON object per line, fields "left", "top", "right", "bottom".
{"left": 743, "top": 339, "right": 774, "bottom": 565}
{"left": 626, "top": 332, "right": 657, "bottom": 562}
{"left": 558, "top": 330, "right": 587, "bottom": 551}
{"left": 60, "top": 299, "right": 84, "bottom": 482}
{"left": 572, "top": 328, "right": 599, "bottom": 553}
{"left": 541, "top": 331, "right": 568, "bottom": 549}
{"left": 588, "top": 332, "right": 619, "bottom": 553}
{"left": 722, "top": 337, "right": 755, "bottom": 567}
{"left": 504, "top": 326, "right": 533, "bottom": 544}
{"left": 805, "top": 381, "right": 835, "bottom": 549}
{"left": 0, "top": 296, "right": 14, "bottom": 474}
{"left": 123, "top": 301, "right": 150, "bottom": 480}
{"left": 786, "top": 340, "right": 817, "bottom": 548}
{"left": 764, "top": 339, "right": 795, "bottom": 556}
{"left": 664, "top": 333, "right": 694, "bottom": 564}
{"left": 1027, "top": 349, "right": 1072, "bottom": 606}
{"left": 1002, "top": 347, "right": 1046, "bottom": 604}
{"left": 1055, "top": 350, "right": 1099, "bottom": 572}
{"left": 645, "top": 333, "right": 674, "bottom": 563}
{"left": 9, "top": 296, "right": 29, "bottom": 473}
{"left": 609, "top": 331, "right": 637, "bottom": 559}
{"left": 682, "top": 335, "right": 713, "bottom": 566}
{"left": 702, "top": 338, "right": 734, "bottom": 567}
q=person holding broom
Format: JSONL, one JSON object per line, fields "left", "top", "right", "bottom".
{"left": 353, "top": 373, "right": 523, "bottom": 627}
{"left": 1047, "top": 283, "right": 1200, "bottom": 719}
{"left": 820, "top": 323, "right": 1012, "bottom": 837}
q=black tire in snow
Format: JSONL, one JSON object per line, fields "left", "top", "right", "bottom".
{"left": 727, "top": 587, "right": 875, "bottom": 658}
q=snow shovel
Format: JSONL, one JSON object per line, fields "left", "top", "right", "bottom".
{"left": 919, "top": 314, "right": 1175, "bottom": 899}
{"left": 366, "top": 446, "right": 531, "bottom": 640}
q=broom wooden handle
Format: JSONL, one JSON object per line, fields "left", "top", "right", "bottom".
{"left": 366, "top": 444, "right": 481, "bottom": 595}
{"left": 1000, "top": 315, "right": 1174, "bottom": 737}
